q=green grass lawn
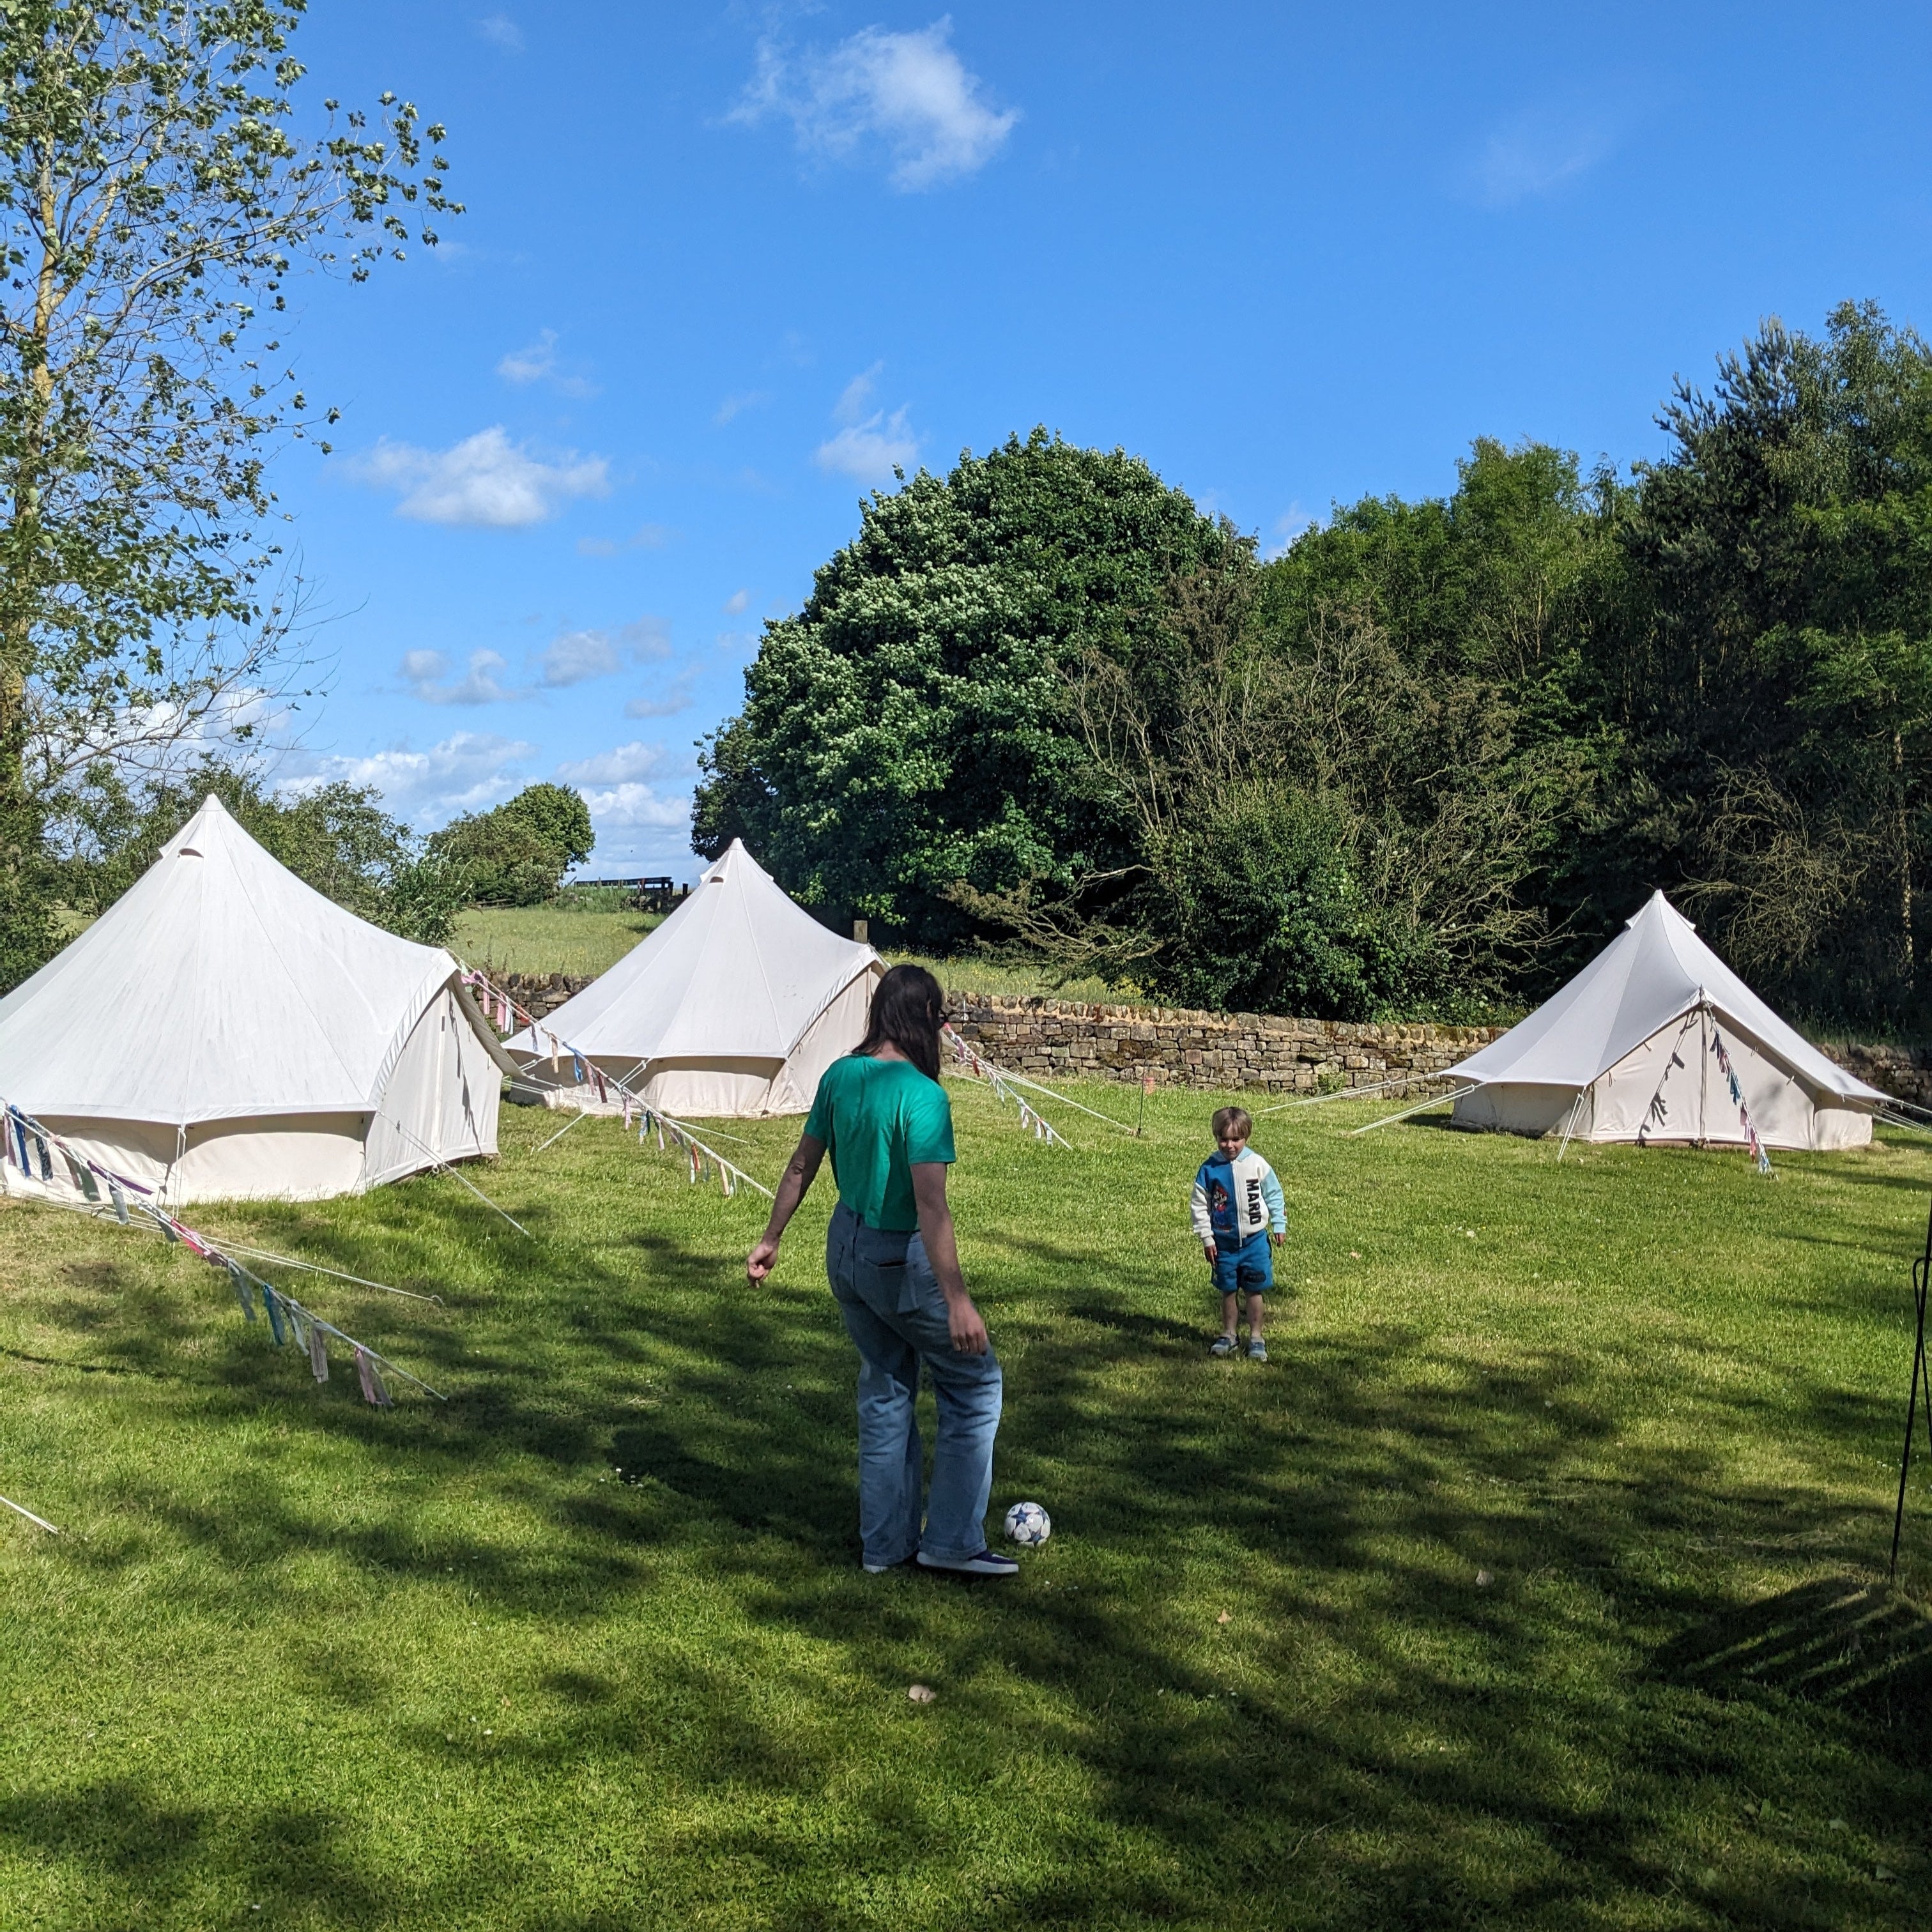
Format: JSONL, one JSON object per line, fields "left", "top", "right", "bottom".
{"left": 4, "top": 1085, "right": 1932, "bottom": 1928}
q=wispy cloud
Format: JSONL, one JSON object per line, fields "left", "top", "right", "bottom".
{"left": 625, "top": 668, "right": 699, "bottom": 719}
{"left": 729, "top": 17, "right": 1018, "bottom": 191}
{"left": 282, "top": 731, "right": 535, "bottom": 827}
{"left": 1466, "top": 105, "right": 1616, "bottom": 208}
{"left": 477, "top": 13, "right": 523, "bottom": 53}
{"left": 714, "top": 389, "right": 773, "bottom": 425}
{"left": 577, "top": 523, "right": 672, "bottom": 558}
{"left": 1266, "top": 503, "right": 1318, "bottom": 559}
{"left": 538, "top": 618, "right": 670, "bottom": 688}
{"left": 815, "top": 364, "right": 919, "bottom": 484}
{"left": 496, "top": 328, "right": 597, "bottom": 397}
{"left": 496, "top": 329, "right": 557, "bottom": 384}
{"left": 722, "top": 589, "right": 751, "bottom": 615}
{"left": 352, "top": 427, "right": 610, "bottom": 528}
{"left": 401, "top": 648, "right": 527, "bottom": 705}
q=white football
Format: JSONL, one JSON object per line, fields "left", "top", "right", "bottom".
{"left": 1003, "top": 1501, "right": 1051, "bottom": 1545}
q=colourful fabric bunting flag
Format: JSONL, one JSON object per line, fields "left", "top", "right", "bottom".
{"left": 355, "top": 1346, "right": 391, "bottom": 1407}
{"left": 308, "top": 1320, "right": 329, "bottom": 1383}
{"left": 262, "top": 1283, "right": 287, "bottom": 1346}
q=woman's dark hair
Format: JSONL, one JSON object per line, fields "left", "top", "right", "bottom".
{"left": 854, "top": 963, "right": 946, "bottom": 1079}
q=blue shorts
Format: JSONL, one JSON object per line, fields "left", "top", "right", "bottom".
{"left": 1212, "top": 1230, "right": 1273, "bottom": 1295}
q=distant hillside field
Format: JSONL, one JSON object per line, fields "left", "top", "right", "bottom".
{"left": 451, "top": 905, "right": 664, "bottom": 977}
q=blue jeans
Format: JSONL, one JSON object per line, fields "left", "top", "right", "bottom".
{"left": 824, "top": 1201, "right": 1003, "bottom": 1567}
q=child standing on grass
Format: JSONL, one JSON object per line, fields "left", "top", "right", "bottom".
{"left": 1191, "top": 1105, "right": 1285, "bottom": 1361}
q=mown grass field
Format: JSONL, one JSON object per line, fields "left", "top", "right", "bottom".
{"left": 4, "top": 1083, "right": 1932, "bottom": 1929}
{"left": 452, "top": 905, "right": 666, "bottom": 979}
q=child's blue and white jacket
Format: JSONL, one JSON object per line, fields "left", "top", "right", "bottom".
{"left": 1190, "top": 1147, "right": 1286, "bottom": 1246}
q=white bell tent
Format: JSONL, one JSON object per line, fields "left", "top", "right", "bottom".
{"left": 505, "top": 838, "right": 884, "bottom": 1119}
{"left": 1444, "top": 890, "right": 1885, "bottom": 1151}
{"left": 0, "top": 795, "right": 512, "bottom": 1204}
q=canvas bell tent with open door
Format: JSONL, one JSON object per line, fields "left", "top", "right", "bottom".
{"left": 0, "top": 795, "right": 514, "bottom": 1205}
{"left": 1443, "top": 891, "right": 1885, "bottom": 1151}
{"left": 505, "top": 838, "right": 884, "bottom": 1119}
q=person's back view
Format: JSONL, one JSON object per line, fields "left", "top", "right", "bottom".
{"left": 746, "top": 965, "right": 1015, "bottom": 1576}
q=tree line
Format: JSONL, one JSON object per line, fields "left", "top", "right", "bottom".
{"left": 696, "top": 302, "right": 1932, "bottom": 1027}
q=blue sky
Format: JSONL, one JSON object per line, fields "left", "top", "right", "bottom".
{"left": 260, "top": 1, "right": 1932, "bottom": 877}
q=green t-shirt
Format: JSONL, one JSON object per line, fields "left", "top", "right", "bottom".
{"left": 804, "top": 1053, "right": 956, "bottom": 1232}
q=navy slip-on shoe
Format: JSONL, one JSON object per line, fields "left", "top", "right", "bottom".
{"left": 916, "top": 1547, "right": 1020, "bottom": 1578}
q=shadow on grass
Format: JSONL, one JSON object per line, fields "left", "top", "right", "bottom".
{"left": 1653, "top": 1575, "right": 1932, "bottom": 1753}
{"left": 12, "top": 1192, "right": 1932, "bottom": 1928}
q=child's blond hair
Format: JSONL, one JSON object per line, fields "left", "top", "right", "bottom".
{"left": 1212, "top": 1105, "right": 1252, "bottom": 1140}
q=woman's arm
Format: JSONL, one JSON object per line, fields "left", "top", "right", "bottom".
{"left": 910, "top": 1161, "right": 988, "bottom": 1355}
{"left": 746, "top": 1134, "right": 825, "bottom": 1282}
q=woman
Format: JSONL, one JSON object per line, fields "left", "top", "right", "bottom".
{"left": 746, "top": 965, "right": 1015, "bottom": 1577}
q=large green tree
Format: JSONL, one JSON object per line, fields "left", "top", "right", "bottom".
{"left": 1577, "top": 302, "right": 1932, "bottom": 1021}
{"left": 0, "top": 1, "right": 454, "bottom": 988}
{"left": 430, "top": 782, "right": 594, "bottom": 907}
{"left": 691, "top": 429, "right": 1232, "bottom": 945}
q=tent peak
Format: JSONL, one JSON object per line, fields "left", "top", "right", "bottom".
{"left": 1625, "top": 888, "right": 1696, "bottom": 933}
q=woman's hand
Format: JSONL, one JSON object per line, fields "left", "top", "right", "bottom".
{"left": 944, "top": 1289, "right": 989, "bottom": 1355}
{"left": 747, "top": 1135, "right": 824, "bottom": 1284}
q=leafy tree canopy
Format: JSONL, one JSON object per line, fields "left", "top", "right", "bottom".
{"left": 691, "top": 429, "right": 1232, "bottom": 945}
{"left": 0, "top": 0, "right": 456, "bottom": 989}
{"left": 430, "top": 783, "right": 594, "bottom": 907}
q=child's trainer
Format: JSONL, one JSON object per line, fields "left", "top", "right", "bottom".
{"left": 1190, "top": 1105, "right": 1285, "bottom": 1361}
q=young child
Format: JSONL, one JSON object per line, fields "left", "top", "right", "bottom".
{"left": 1190, "top": 1105, "right": 1285, "bottom": 1361}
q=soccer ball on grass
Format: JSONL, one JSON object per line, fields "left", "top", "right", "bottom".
{"left": 1003, "top": 1500, "right": 1050, "bottom": 1545}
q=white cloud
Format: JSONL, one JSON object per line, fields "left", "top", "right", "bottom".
{"left": 555, "top": 740, "right": 666, "bottom": 786}
{"left": 477, "top": 13, "right": 523, "bottom": 52}
{"left": 817, "top": 406, "right": 919, "bottom": 484}
{"left": 538, "top": 618, "right": 670, "bottom": 688}
{"left": 353, "top": 426, "right": 610, "bottom": 528}
{"left": 577, "top": 781, "right": 690, "bottom": 832}
{"left": 496, "top": 329, "right": 557, "bottom": 384}
{"left": 730, "top": 17, "right": 1018, "bottom": 191}
{"left": 577, "top": 523, "right": 671, "bottom": 558}
{"left": 402, "top": 648, "right": 526, "bottom": 705}
{"left": 281, "top": 732, "right": 535, "bottom": 827}
{"left": 714, "top": 390, "right": 772, "bottom": 425}
{"left": 723, "top": 588, "right": 751, "bottom": 615}
{"left": 538, "top": 630, "right": 618, "bottom": 688}
{"left": 1467, "top": 107, "right": 1615, "bottom": 208}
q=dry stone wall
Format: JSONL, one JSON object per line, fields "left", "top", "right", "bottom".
{"left": 501, "top": 972, "right": 589, "bottom": 1022}
{"left": 496, "top": 972, "right": 1931, "bottom": 1109}
{"left": 944, "top": 993, "right": 1503, "bottom": 1097}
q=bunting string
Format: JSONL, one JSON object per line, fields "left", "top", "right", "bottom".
{"left": 1708, "top": 1021, "right": 1775, "bottom": 1175}
{"left": 0, "top": 1492, "right": 59, "bottom": 1535}
{"left": 458, "top": 968, "right": 774, "bottom": 1200}
{"left": 0, "top": 1095, "right": 445, "bottom": 1404}
{"left": 939, "top": 1026, "right": 1075, "bottom": 1146}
